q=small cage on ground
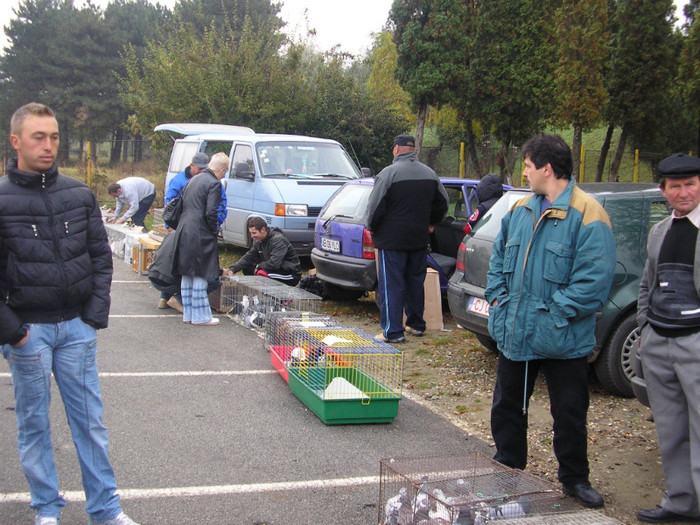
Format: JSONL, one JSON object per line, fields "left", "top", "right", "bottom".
{"left": 490, "top": 509, "right": 624, "bottom": 524}
{"left": 265, "top": 311, "right": 340, "bottom": 382}
{"left": 261, "top": 286, "right": 323, "bottom": 314}
{"left": 286, "top": 326, "right": 403, "bottom": 424}
{"left": 378, "top": 452, "right": 567, "bottom": 525}
{"left": 223, "top": 276, "right": 288, "bottom": 328}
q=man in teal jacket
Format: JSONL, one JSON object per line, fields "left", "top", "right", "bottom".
{"left": 485, "top": 134, "right": 615, "bottom": 508}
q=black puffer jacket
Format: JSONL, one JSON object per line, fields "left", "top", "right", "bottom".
{"left": 0, "top": 159, "right": 113, "bottom": 345}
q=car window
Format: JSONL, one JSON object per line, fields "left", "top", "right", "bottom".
{"left": 649, "top": 200, "right": 671, "bottom": 229}
{"left": 256, "top": 141, "right": 360, "bottom": 180}
{"left": 169, "top": 142, "right": 200, "bottom": 174}
{"left": 444, "top": 186, "right": 466, "bottom": 220}
{"left": 472, "top": 190, "right": 530, "bottom": 238}
{"left": 318, "top": 184, "right": 373, "bottom": 222}
{"left": 230, "top": 144, "right": 255, "bottom": 179}
{"left": 203, "top": 140, "right": 233, "bottom": 157}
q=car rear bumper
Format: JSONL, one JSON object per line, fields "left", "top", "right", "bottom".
{"left": 310, "top": 248, "right": 376, "bottom": 291}
{"left": 447, "top": 278, "right": 490, "bottom": 337}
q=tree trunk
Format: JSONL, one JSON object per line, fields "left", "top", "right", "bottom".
{"left": 134, "top": 134, "right": 143, "bottom": 163}
{"left": 122, "top": 133, "right": 129, "bottom": 164}
{"left": 415, "top": 102, "right": 428, "bottom": 159}
{"left": 571, "top": 124, "right": 582, "bottom": 181}
{"left": 465, "top": 123, "right": 481, "bottom": 179}
{"left": 110, "top": 128, "right": 123, "bottom": 165}
{"left": 58, "top": 119, "right": 70, "bottom": 164}
{"left": 609, "top": 125, "right": 629, "bottom": 182}
{"left": 596, "top": 124, "right": 614, "bottom": 182}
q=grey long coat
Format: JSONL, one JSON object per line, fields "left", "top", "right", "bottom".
{"left": 172, "top": 169, "right": 222, "bottom": 279}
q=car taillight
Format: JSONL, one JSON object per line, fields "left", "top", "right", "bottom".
{"left": 362, "top": 229, "right": 375, "bottom": 259}
{"left": 456, "top": 241, "right": 466, "bottom": 272}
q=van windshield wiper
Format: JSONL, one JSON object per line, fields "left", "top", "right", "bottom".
{"left": 315, "top": 173, "right": 354, "bottom": 179}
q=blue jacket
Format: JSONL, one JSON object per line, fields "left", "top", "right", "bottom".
{"left": 166, "top": 167, "right": 227, "bottom": 228}
{"left": 485, "top": 178, "right": 615, "bottom": 361}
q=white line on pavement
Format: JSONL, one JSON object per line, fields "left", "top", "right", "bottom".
{"left": 0, "top": 370, "right": 275, "bottom": 379}
{"left": 0, "top": 475, "right": 380, "bottom": 503}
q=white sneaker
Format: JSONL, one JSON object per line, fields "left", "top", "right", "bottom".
{"left": 193, "top": 317, "right": 220, "bottom": 326}
{"left": 89, "top": 512, "right": 140, "bottom": 525}
{"left": 35, "top": 517, "right": 59, "bottom": 525}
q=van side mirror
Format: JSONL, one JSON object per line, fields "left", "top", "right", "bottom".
{"left": 361, "top": 167, "right": 372, "bottom": 177}
{"left": 234, "top": 162, "right": 255, "bottom": 181}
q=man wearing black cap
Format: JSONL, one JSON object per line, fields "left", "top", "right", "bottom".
{"left": 636, "top": 153, "right": 700, "bottom": 523}
{"left": 366, "top": 134, "right": 448, "bottom": 343}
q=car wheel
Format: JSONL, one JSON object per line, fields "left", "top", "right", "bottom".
{"left": 475, "top": 333, "right": 499, "bottom": 354}
{"left": 321, "top": 282, "right": 365, "bottom": 301}
{"left": 593, "top": 311, "right": 638, "bottom": 397}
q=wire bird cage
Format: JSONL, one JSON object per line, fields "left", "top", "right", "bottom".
{"left": 261, "top": 286, "right": 323, "bottom": 314}
{"left": 265, "top": 311, "right": 340, "bottom": 382}
{"left": 378, "top": 452, "right": 566, "bottom": 525}
{"left": 223, "top": 275, "right": 288, "bottom": 329}
{"left": 285, "top": 326, "right": 404, "bottom": 424}
{"left": 493, "top": 510, "right": 624, "bottom": 524}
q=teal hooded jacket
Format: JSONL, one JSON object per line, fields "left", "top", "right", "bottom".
{"left": 485, "top": 178, "right": 616, "bottom": 361}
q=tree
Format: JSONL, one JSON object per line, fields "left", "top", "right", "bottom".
{"left": 174, "top": 0, "right": 283, "bottom": 37}
{"left": 468, "top": 0, "right": 560, "bottom": 181}
{"left": 679, "top": 0, "right": 700, "bottom": 151}
{"left": 552, "top": 0, "right": 609, "bottom": 179}
{"left": 605, "top": 0, "right": 676, "bottom": 181}
{"left": 389, "top": 0, "right": 470, "bottom": 157}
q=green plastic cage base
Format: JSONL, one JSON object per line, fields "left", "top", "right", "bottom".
{"left": 287, "top": 365, "right": 401, "bottom": 425}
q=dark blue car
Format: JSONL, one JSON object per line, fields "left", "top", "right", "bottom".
{"left": 310, "top": 177, "right": 511, "bottom": 300}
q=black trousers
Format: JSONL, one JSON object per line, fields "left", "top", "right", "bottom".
{"left": 491, "top": 352, "right": 590, "bottom": 485}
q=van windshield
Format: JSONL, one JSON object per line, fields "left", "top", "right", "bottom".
{"left": 256, "top": 141, "right": 361, "bottom": 180}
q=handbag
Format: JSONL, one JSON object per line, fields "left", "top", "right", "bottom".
{"left": 162, "top": 193, "right": 183, "bottom": 229}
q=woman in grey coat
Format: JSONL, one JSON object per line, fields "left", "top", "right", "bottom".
{"left": 172, "top": 152, "right": 230, "bottom": 325}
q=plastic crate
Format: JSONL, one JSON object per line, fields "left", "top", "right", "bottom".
{"left": 378, "top": 452, "right": 565, "bottom": 525}
{"left": 288, "top": 365, "right": 401, "bottom": 425}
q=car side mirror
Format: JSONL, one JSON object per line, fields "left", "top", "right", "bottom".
{"left": 234, "top": 162, "right": 255, "bottom": 181}
{"left": 361, "top": 167, "right": 372, "bottom": 177}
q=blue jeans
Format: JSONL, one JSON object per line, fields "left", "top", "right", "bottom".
{"left": 2, "top": 318, "right": 122, "bottom": 521}
{"left": 130, "top": 192, "right": 156, "bottom": 226}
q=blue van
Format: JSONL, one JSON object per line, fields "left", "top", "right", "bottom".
{"left": 155, "top": 123, "right": 363, "bottom": 256}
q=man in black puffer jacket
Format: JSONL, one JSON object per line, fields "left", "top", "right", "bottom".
{"left": 0, "top": 103, "right": 138, "bottom": 525}
{"left": 225, "top": 216, "right": 302, "bottom": 286}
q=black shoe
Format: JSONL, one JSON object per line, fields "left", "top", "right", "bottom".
{"left": 637, "top": 506, "right": 700, "bottom": 523}
{"left": 374, "top": 333, "right": 406, "bottom": 344}
{"left": 562, "top": 482, "right": 604, "bottom": 508}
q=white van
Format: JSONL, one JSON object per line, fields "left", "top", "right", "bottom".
{"left": 155, "top": 123, "right": 364, "bottom": 256}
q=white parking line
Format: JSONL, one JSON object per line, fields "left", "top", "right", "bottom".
{"left": 0, "top": 370, "right": 275, "bottom": 379}
{"left": 0, "top": 475, "right": 380, "bottom": 503}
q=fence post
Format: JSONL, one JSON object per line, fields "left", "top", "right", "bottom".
{"left": 86, "top": 141, "right": 93, "bottom": 188}
{"left": 634, "top": 149, "right": 639, "bottom": 183}
{"left": 459, "top": 142, "right": 465, "bottom": 178}
{"left": 580, "top": 145, "right": 585, "bottom": 183}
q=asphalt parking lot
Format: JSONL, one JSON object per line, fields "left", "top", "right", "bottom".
{"left": 0, "top": 255, "right": 492, "bottom": 525}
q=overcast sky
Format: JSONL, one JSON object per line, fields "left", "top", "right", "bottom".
{"left": 1, "top": 0, "right": 394, "bottom": 56}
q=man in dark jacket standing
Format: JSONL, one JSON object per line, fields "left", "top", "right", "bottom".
{"left": 0, "top": 103, "right": 138, "bottom": 525}
{"left": 366, "top": 135, "right": 448, "bottom": 343}
{"left": 225, "top": 217, "right": 302, "bottom": 286}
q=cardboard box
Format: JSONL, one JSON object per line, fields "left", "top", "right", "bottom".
{"left": 422, "top": 268, "right": 443, "bottom": 331}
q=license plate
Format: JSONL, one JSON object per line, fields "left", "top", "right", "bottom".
{"left": 467, "top": 296, "right": 490, "bottom": 317}
{"left": 321, "top": 237, "right": 340, "bottom": 253}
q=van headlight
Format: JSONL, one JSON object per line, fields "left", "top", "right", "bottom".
{"left": 275, "top": 204, "right": 308, "bottom": 217}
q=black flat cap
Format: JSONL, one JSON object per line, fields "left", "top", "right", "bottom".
{"left": 394, "top": 134, "right": 415, "bottom": 147}
{"left": 658, "top": 153, "right": 700, "bottom": 178}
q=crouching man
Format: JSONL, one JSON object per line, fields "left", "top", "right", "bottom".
{"left": 224, "top": 217, "right": 302, "bottom": 286}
